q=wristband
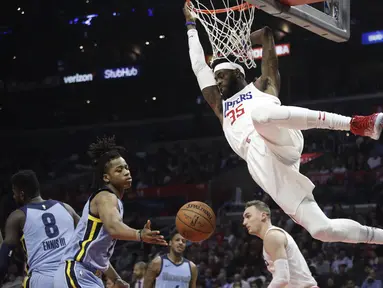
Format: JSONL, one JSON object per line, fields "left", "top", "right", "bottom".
{"left": 137, "top": 229, "right": 142, "bottom": 242}
{"left": 186, "top": 21, "right": 196, "bottom": 26}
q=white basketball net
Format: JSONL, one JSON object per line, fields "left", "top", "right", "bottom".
{"left": 187, "top": 0, "right": 257, "bottom": 69}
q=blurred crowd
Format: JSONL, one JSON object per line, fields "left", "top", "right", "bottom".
{"left": 2, "top": 114, "right": 383, "bottom": 287}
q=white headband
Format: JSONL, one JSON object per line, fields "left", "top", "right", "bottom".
{"left": 213, "top": 62, "right": 246, "bottom": 76}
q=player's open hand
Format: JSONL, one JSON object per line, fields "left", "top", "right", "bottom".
{"left": 183, "top": 2, "right": 196, "bottom": 22}
{"left": 141, "top": 220, "right": 168, "bottom": 246}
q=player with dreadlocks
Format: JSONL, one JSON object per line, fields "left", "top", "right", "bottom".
{"left": 54, "top": 136, "right": 167, "bottom": 288}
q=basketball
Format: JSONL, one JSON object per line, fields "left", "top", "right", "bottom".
{"left": 176, "top": 201, "right": 216, "bottom": 242}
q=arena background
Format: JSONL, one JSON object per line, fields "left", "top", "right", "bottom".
{"left": 1, "top": 0, "right": 383, "bottom": 287}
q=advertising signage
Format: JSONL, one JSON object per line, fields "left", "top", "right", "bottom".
{"left": 205, "top": 43, "right": 290, "bottom": 64}
{"left": 104, "top": 66, "right": 139, "bottom": 79}
{"left": 62, "top": 66, "right": 139, "bottom": 85}
{"left": 251, "top": 44, "right": 291, "bottom": 59}
{"left": 362, "top": 30, "right": 383, "bottom": 45}
{"left": 63, "top": 73, "right": 94, "bottom": 84}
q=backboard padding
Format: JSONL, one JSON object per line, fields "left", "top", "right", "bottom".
{"left": 245, "top": 0, "right": 350, "bottom": 42}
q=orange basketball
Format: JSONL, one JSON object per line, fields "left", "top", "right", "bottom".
{"left": 176, "top": 201, "right": 216, "bottom": 242}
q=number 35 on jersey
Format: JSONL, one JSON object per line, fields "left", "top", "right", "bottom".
{"left": 225, "top": 104, "right": 245, "bottom": 125}
{"left": 224, "top": 91, "right": 252, "bottom": 125}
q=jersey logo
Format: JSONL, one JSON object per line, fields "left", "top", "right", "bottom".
{"left": 224, "top": 91, "right": 252, "bottom": 115}
{"left": 224, "top": 92, "right": 252, "bottom": 125}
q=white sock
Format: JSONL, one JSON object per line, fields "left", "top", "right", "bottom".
{"left": 254, "top": 105, "right": 351, "bottom": 131}
{"left": 360, "top": 226, "right": 383, "bottom": 245}
{"left": 329, "top": 219, "right": 383, "bottom": 244}
{"left": 306, "top": 108, "right": 351, "bottom": 131}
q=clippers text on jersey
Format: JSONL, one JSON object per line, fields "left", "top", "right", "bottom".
{"left": 224, "top": 91, "right": 252, "bottom": 125}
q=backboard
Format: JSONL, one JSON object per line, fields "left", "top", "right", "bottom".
{"left": 245, "top": 0, "right": 350, "bottom": 42}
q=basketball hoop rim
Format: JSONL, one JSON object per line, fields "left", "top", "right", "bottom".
{"left": 186, "top": 0, "right": 255, "bottom": 14}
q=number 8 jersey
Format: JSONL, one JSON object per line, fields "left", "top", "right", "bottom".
{"left": 19, "top": 200, "right": 75, "bottom": 275}
{"left": 222, "top": 82, "right": 281, "bottom": 160}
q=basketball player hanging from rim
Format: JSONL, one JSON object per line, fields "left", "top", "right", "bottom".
{"left": 183, "top": 2, "right": 383, "bottom": 245}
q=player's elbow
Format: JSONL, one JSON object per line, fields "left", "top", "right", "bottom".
{"left": 262, "top": 26, "right": 272, "bottom": 37}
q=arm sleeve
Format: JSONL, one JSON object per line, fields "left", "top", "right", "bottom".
{"left": 268, "top": 259, "right": 290, "bottom": 288}
{"left": 187, "top": 28, "right": 216, "bottom": 90}
{"left": 0, "top": 243, "right": 15, "bottom": 282}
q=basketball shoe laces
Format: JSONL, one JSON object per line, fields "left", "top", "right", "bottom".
{"left": 350, "top": 113, "right": 378, "bottom": 137}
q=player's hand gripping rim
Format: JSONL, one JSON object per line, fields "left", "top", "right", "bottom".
{"left": 139, "top": 220, "right": 168, "bottom": 246}
{"left": 183, "top": 2, "right": 196, "bottom": 23}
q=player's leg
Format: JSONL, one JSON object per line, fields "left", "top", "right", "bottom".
{"left": 293, "top": 196, "right": 383, "bottom": 244}
{"left": 54, "top": 261, "right": 104, "bottom": 288}
{"left": 28, "top": 272, "right": 54, "bottom": 288}
{"left": 251, "top": 107, "right": 304, "bottom": 165}
{"left": 53, "top": 263, "right": 68, "bottom": 288}
{"left": 252, "top": 104, "right": 383, "bottom": 140}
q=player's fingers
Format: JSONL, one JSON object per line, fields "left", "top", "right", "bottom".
{"left": 144, "top": 220, "right": 151, "bottom": 230}
{"left": 150, "top": 230, "right": 161, "bottom": 235}
{"left": 150, "top": 235, "right": 166, "bottom": 243}
{"left": 149, "top": 235, "right": 163, "bottom": 242}
{"left": 153, "top": 239, "right": 168, "bottom": 246}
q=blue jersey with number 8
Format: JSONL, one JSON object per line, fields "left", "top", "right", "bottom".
{"left": 20, "top": 200, "right": 75, "bottom": 275}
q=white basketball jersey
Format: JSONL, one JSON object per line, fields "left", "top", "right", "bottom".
{"left": 222, "top": 83, "right": 314, "bottom": 215}
{"left": 263, "top": 226, "right": 317, "bottom": 288}
{"left": 155, "top": 255, "right": 191, "bottom": 288}
{"left": 222, "top": 83, "right": 281, "bottom": 158}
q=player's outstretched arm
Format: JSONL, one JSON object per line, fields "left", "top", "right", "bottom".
{"left": 183, "top": 3, "right": 223, "bottom": 124}
{"left": 0, "top": 210, "right": 24, "bottom": 282}
{"left": 250, "top": 27, "right": 280, "bottom": 97}
{"left": 189, "top": 261, "right": 198, "bottom": 288}
{"left": 263, "top": 230, "right": 290, "bottom": 287}
{"left": 62, "top": 202, "right": 81, "bottom": 227}
{"left": 95, "top": 192, "right": 167, "bottom": 246}
{"left": 143, "top": 256, "right": 161, "bottom": 288}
